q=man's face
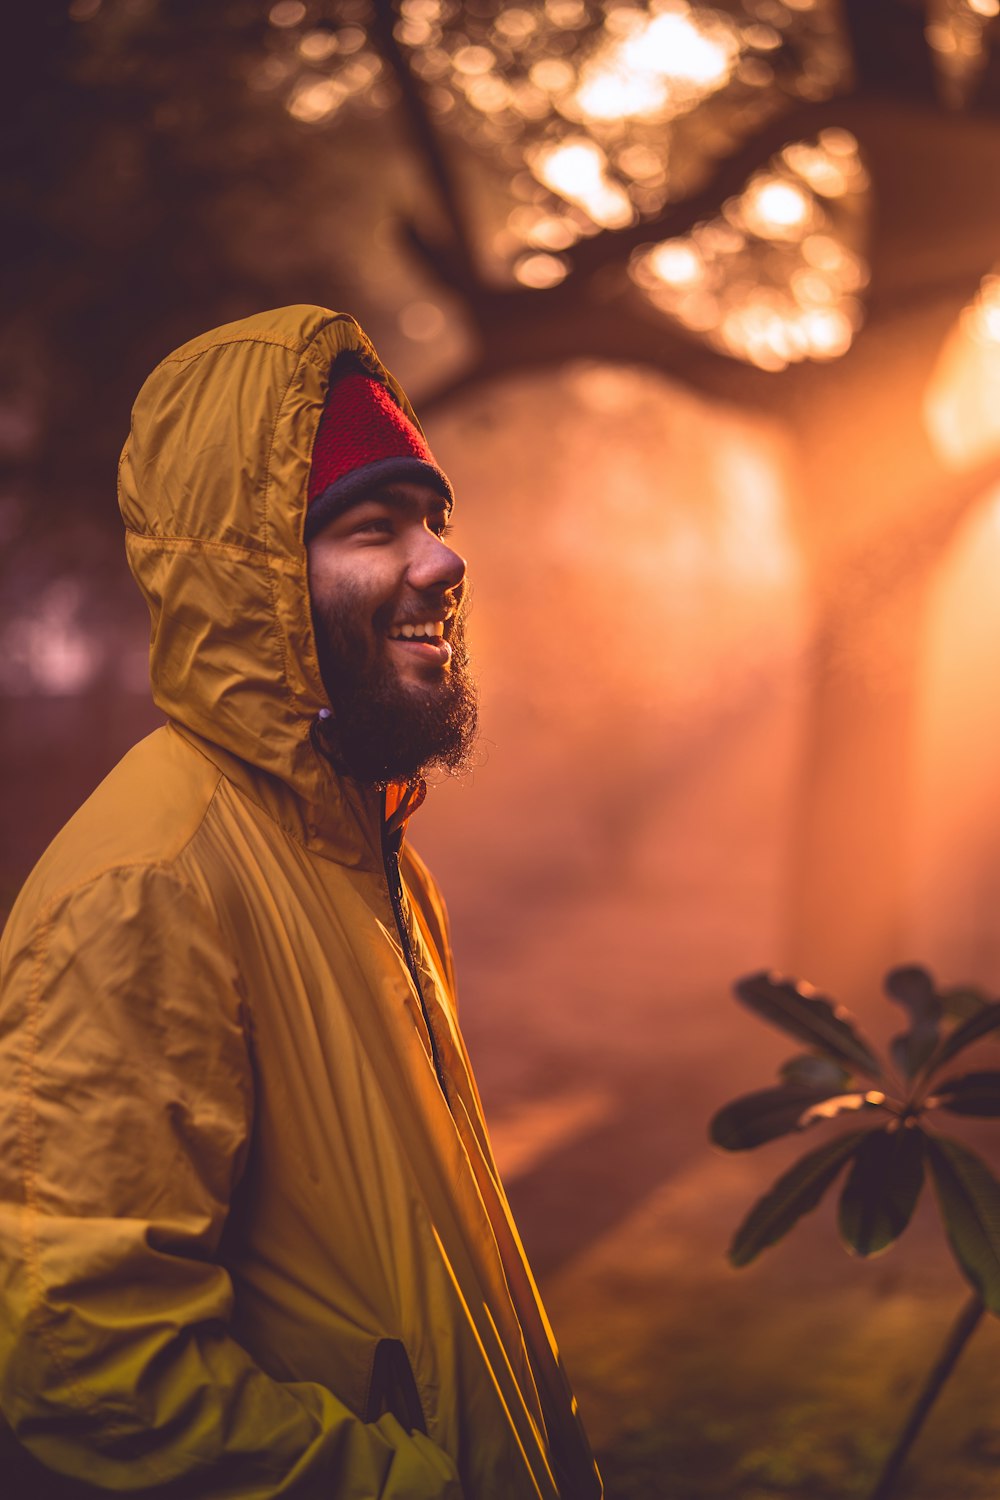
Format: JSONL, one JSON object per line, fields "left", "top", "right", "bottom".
{"left": 307, "top": 481, "right": 478, "bottom": 784}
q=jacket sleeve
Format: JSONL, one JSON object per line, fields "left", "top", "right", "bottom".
{"left": 0, "top": 865, "right": 462, "bottom": 1500}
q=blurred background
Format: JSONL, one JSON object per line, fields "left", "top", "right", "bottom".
{"left": 6, "top": 1, "right": 1000, "bottom": 1494}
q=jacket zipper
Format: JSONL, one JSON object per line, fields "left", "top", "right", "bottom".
{"left": 380, "top": 795, "right": 450, "bottom": 1099}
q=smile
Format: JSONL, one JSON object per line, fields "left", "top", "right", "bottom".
{"left": 387, "top": 620, "right": 446, "bottom": 640}
{"left": 386, "top": 616, "right": 453, "bottom": 667}
{"left": 387, "top": 634, "right": 452, "bottom": 667}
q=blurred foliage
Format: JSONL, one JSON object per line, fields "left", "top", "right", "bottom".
{"left": 3, "top": 0, "right": 1000, "bottom": 684}
{"left": 3, "top": 0, "right": 994, "bottom": 572}
{"left": 4, "top": 1, "right": 340, "bottom": 569}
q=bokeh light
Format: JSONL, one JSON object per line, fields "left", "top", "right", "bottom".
{"left": 630, "top": 131, "right": 870, "bottom": 370}
{"left": 570, "top": 7, "right": 741, "bottom": 123}
{"left": 258, "top": 0, "right": 856, "bottom": 362}
{"left": 925, "top": 272, "right": 1000, "bottom": 467}
{"left": 529, "top": 138, "right": 634, "bottom": 229}
{"left": 513, "top": 251, "right": 570, "bottom": 287}
{"left": 0, "top": 582, "right": 100, "bottom": 697}
{"left": 269, "top": 1, "right": 305, "bottom": 29}
{"left": 925, "top": 0, "right": 998, "bottom": 108}
{"left": 398, "top": 300, "right": 447, "bottom": 340}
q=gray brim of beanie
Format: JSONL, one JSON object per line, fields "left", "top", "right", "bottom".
{"left": 304, "top": 456, "right": 454, "bottom": 543}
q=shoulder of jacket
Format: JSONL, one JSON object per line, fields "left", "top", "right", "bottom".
{"left": 3, "top": 727, "right": 224, "bottom": 942}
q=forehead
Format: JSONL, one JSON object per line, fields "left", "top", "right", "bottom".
{"left": 355, "top": 481, "right": 451, "bottom": 514}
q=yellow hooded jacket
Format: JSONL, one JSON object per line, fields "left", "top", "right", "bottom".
{"left": 0, "top": 307, "right": 603, "bottom": 1499}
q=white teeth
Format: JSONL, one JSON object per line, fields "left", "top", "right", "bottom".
{"left": 389, "top": 619, "right": 447, "bottom": 641}
{"left": 390, "top": 620, "right": 446, "bottom": 640}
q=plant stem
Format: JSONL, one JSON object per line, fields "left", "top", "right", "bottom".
{"left": 868, "top": 1291, "right": 985, "bottom": 1500}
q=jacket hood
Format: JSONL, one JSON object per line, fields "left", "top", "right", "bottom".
{"left": 118, "top": 305, "right": 428, "bottom": 861}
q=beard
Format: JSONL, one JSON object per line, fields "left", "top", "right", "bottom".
{"left": 311, "top": 584, "right": 479, "bottom": 786}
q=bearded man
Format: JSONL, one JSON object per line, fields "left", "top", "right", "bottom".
{"left": 0, "top": 307, "right": 602, "bottom": 1500}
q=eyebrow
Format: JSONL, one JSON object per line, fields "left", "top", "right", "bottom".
{"left": 338, "top": 486, "right": 450, "bottom": 519}
{"left": 368, "top": 485, "right": 444, "bottom": 509}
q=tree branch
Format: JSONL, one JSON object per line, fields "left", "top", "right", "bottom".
{"left": 401, "top": 90, "right": 863, "bottom": 305}
{"left": 413, "top": 283, "right": 782, "bottom": 417}
{"left": 839, "top": 0, "right": 938, "bottom": 106}
{"left": 369, "top": 0, "right": 480, "bottom": 293}
{"left": 564, "top": 93, "right": 861, "bottom": 280}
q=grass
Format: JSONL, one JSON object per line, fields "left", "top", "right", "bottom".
{"left": 548, "top": 1194, "right": 1000, "bottom": 1500}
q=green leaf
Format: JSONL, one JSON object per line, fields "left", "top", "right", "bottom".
{"left": 711, "top": 1085, "right": 856, "bottom": 1152}
{"left": 884, "top": 965, "right": 942, "bottom": 1080}
{"left": 838, "top": 1126, "right": 925, "bottom": 1257}
{"left": 931, "top": 1071, "right": 1000, "bottom": 1118}
{"left": 884, "top": 965, "right": 940, "bottom": 1020}
{"left": 728, "top": 1130, "right": 868, "bottom": 1268}
{"left": 925, "top": 1135, "right": 1000, "bottom": 1314}
{"left": 926, "top": 1002, "right": 1000, "bottom": 1075}
{"left": 779, "top": 1054, "right": 852, "bottom": 1091}
{"left": 941, "top": 986, "right": 990, "bottom": 1021}
{"left": 733, "top": 972, "right": 883, "bottom": 1082}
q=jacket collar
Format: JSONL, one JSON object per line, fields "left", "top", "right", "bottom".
{"left": 171, "top": 723, "right": 425, "bottom": 871}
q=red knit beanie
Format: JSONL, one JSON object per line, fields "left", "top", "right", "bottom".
{"left": 305, "top": 357, "right": 453, "bottom": 541}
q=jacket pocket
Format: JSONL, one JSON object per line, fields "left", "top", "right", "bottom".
{"left": 363, "top": 1338, "right": 427, "bottom": 1436}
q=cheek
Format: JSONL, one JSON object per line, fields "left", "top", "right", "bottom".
{"left": 306, "top": 555, "right": 345, "bottom": 623}
{"left": 310, "top": 556, "right": 398, "bottom": 627}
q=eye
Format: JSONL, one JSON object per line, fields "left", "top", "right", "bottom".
{"left": 354, "top": 516, "right": 395, "bottom": 537}
{"left": 430, "top": 517, "right": 454, "bottom": 539}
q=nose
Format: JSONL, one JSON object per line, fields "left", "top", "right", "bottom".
{"left": 407, "top": 529, "right": 467, "bottom": 595}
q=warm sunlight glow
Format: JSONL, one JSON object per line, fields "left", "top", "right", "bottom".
{"left": 269, "top": 0, "right": 305, "bottom": 27}
{"left": 630, "top": 134, "right": 869, "bottom": 372}
{"left": 529, "top": 58, "right": 576, "bottom": 93}
{"left": 970, "top": 275, "right": 1000, "bottom": 343}
{"left": 507, "top": 207, "right": 580, "bottom": 250}
{"left": 925, "top": 273, "right": 1000, "bottom": 467}
{"left": 529, "top": 138, "right": 633, "bottom": 229}
{"left": 740, "top": 177, "right": 814, "bottom": 240}
{"left": 571, "top": 7, "right": 741, "bottom": 123}
{"left": 646, "top": 241, "right": 705, "bottom": 289}
{"left": 287, "top": 77, "right": 346, "bottom": 122}
{"left": 910, "top": 484, "right": 1000, "bottom": 986}
{"left": 493, "top": 6, "right": 537, "bottom": 39}
{"left": 624, "top": 11, "right": 734, "bottom": 86}
{"left": 574, "top": 65, "right": 664, "bottom": 121}
{"left": 254, "top": 0, "right": 861, "bottom": 311}
{"left": 453, "top": 45, "right": 495, "bottom": 76}
{"left": 925, "top": 0, "right": 992, "bottom": 107}
{"left": 398, "top": 301, "right": 446, "bottom": 341}
{"left": 298, "top": 30, "right": 339, "bottom": 61}
{"left": 717, "top": 298, "right": 854, "bottom": 371}
{"left": 780, "top": 139, "right": 862, "bottom": 198}
{"left": 513, "top": 252, "right": 569, "bottom": 287}
{"left": 799, "top": 307, "right": 854, "bottom": 356}
{"left": 0, "top": 582, "right": 100, "bottom": 696}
